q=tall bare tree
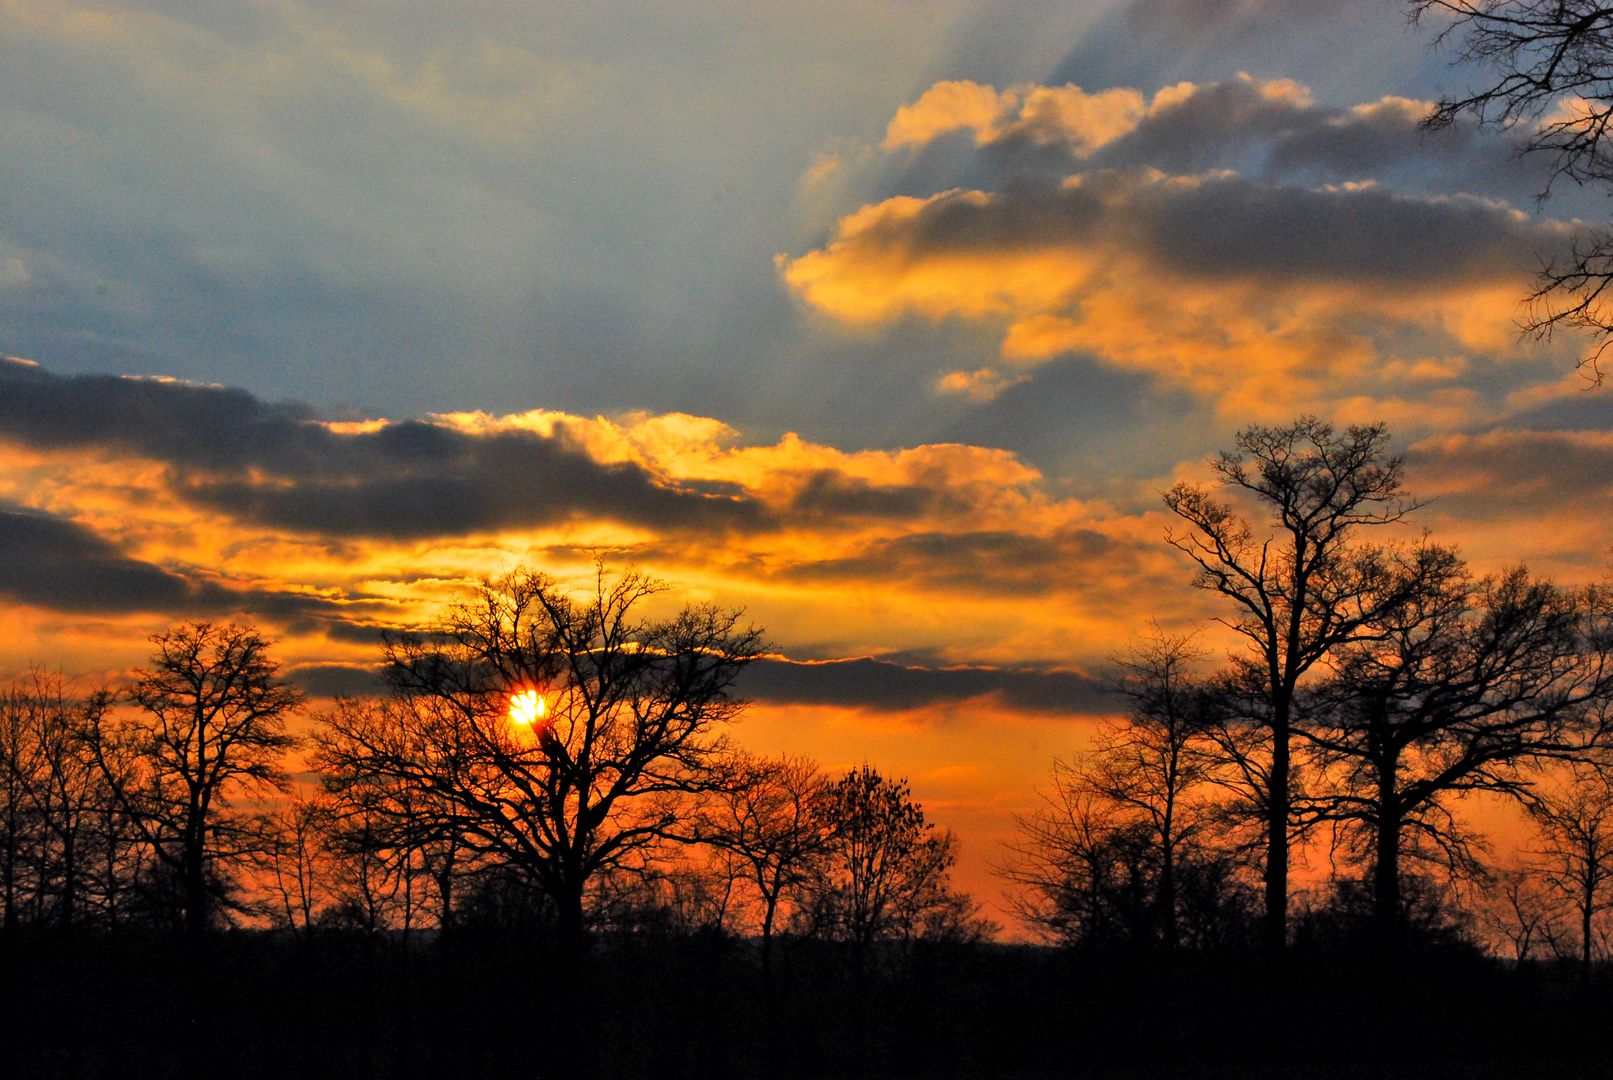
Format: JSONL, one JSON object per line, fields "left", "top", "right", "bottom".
{"left": 1306, "top": 563, "right": 1613, "bottom": 948}
{"left": 1163, "top": 417, "right": 1430, "bottom": 951}
{"left": 24, "top": 670, "right": 103, "bottom": 929}
{"left": 314, "top": 564, "right": 764, "bottom": 952}
{"left": 260, "top": 790, "right": 331, "bottom": 940}
{"left": 1002, "top": 775, "right": 1143, "bottom": 948}
{"left": 1482, "top": 864, "right": 1560, "bottom": 962}
{"left": 0, "top": 679, "right": 41, "bottom": 933}
{"left": 811, "top": 766, "right": 961, "bottom": 957}
{"left": 82, "top": 623, "right": 303, "bottom": 938}
{"left": 1094, "top": 633, "right": 1221, "bottom": 950}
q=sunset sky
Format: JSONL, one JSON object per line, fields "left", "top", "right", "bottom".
{"left": 2, "top": 0, "right": 1609, "bottom": 911}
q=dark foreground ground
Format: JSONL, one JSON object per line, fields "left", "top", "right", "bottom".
{"left": 2, "top": 928, "right": 1610, "bottom": 1080}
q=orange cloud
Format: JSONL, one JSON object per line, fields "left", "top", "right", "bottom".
{"left": 0, "top": 359, "right": 1209, "bottom": 683}
{"left": 883, "top": 79, "right": 1155, "bottom": 156}
{"left": 783, "top": 167, "right": 1565, "bottom": 421}
{"left": 880, "top": 74, "right": 1309, "bottom": 158}
{"left": 785, "top": 74, "right": 1586, "bottom": 425}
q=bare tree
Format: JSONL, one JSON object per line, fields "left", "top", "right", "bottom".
{"left": 810, "top": 766, "right": 964, "bottom": 957}
{"left": 1525, "top": 763, "right": 1613, "bottom": 983}
{"left": 698, "top": 752, "right": 834, "bottom": 1000}
{"left": 1000, "top": 640, "right": 1248, "bottom": 953}
{"left": 1163, "top": 417, "right": 1430, "bottom": 951}
{"left": 1413, "top": 1, "right": 1613, "bottom": 373}
{"left": 1481, "top": 864, "right": 1561, "bottom": 962}
{"left": 1092, "top": 633, "right": 1222, "bottom": 950}
{"left": 314, "top": 564, "right": 764, "bottom": 953}
{"left": 82, "top": 623, "right": 303, "bottom": 938}
{"left": 1001, "top": 776, "right": 1146, "bottom": 948}
{"left": 260, "top": 790, "right": 331, "bottom": 940}
{"left": 1305, "top": 563, "right": 1613, "bottom": 948}
{"left": 0, "top": 672, "right": 144, "bottom": 934}
{"left": 322, "top": 799, "right": 408, "bottom": 938}
{"left": 24, "top": 670, "right": 103, "bottom": 930}
{"left": 0, "top": 679, "right": 41, "bottom": 933}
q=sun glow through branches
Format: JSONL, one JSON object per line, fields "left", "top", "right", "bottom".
{"left": 509, "top": 690, "right": 546, "bottom": 725}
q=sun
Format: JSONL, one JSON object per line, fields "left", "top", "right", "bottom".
{"left": 509, "top": 690, "right": 546, "bottom": 725}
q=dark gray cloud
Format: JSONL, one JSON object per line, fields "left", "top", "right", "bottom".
{"left": 0, "top": 358, "right": 768, "bottom": 539}
{"left": 780, "top": 529, "right": 1124, "bottom": 597}
{"left": 1507, "top": 389, "right": 1613, "bottom": 434}
{"left": 1118, "top": 79, "right": 1555, "bottom": 207}
{"left": 854, "top": 167, "right": 1561, "bottom": 289}
{"left": 0, "top": 507, "right": 199, "bottom": 613}
{"left": 0, "top": 504, "right": 387, "bottom": 633}
{"left": 787, "top": 469, "right": 982, "bottom": 522}
{"left": 1410, "top": 431, "right": 1613, "bottom": 518}
{"left": 739, "top": 656, "right": 1113, "bottom": 715}
{"left": 0, "top": 358, "right": 1049, "bottom": 545}
{"left": 1136, "top": 173, "right": 1545, "bottom": 285}
{"left": 287, "top": 662, "right": 387, "bottom": 699}
{"left": 288, "top": 655, "right": 1113, "bottom": 715}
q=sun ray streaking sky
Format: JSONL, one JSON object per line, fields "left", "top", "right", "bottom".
{"left": 2, "top": 0, "right": 1610, "bottom": 912}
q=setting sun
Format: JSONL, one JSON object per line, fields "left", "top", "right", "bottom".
{"left": 509, "top": 689, "right": 546, "bottom": 725}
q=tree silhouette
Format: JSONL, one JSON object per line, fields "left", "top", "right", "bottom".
{"left": 82, "top": 623, "right": 303, "bottom": 938}
{"left": 1305, "top": 562, "right": 1613, "bottom": 948}
{"left": 1482, "top": 864, "right": 1560, "bottom": 962}
{"left": 1096, "top": 633, "right": 1221, "bottom": 951}
{"left": 1413, "top": 0, "right": 1613, "bottom": 374}
{"left": 315, "top": 564, "right": 764, "bottom": 952}
{"left": 259, "top": 790, "right": 331, "bottom": 940}
{"left": 1526, "top": 763, "right": 1613, "bottom": 983}
{"left": 1002, "top": 637, "right": 1249, "bottom": 952}
{"left": 698, "top": 752, "right": 834, "bottom": 1009}
{"left": 0, "top": 679, "right": 40, "bottom": 934}
{"left": 24, "top": 670, "right": 103, "bottom": 929}
{"left": 812, "top": 765, "right": 961, "bottom": 959}
{"left": 1163, "top": 417, "right": 1430, "bottom": 951}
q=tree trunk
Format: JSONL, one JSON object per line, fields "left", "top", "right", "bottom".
{"left": 1374, "top": 791, "right": 1402, "bottom": 953}
{"left": 759, "top": 892, "right": 782, "bottom": 1075}
{"left": 1264, "top": 703, "right": 1290, "bottom": 955}
{"left": 61, "top": 832, "right": 75, "bottom": 930}
{"left": 1581, "top": 877, "right": 1595, "bottom": 989}
{"left": 552, "top": 879, "right": 598, "bottom": 1080}
{"left": 760, "top": 893, "right": 778, "bottom": 1006}
{"left": 1158, "top": 839, "right": 1178, "bottom": 952}
{"left": 2, "top": 837, "right": 15, "bottom": 935}
{"left": 184, "top": 838, "right": 208, "bottom": 940}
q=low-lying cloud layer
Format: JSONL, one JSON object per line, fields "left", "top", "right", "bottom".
{"left": 288, "top": 655, "right": 1115, "bottom": 716}
{"left": 741, "top": 656, "right": 1112, "bottom": 714}
{"left": 0, "top": 358, "right": 764, "bottom": 539}
{"left": 0, "top": 503, "right": 388, "bottom": 641}
{"left": 0, "top": 356, "right": 1187, "bottom": 683}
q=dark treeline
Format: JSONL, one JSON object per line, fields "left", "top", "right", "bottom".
{"left": 3, "top": 420, "right": 1613, "bottom": 1080}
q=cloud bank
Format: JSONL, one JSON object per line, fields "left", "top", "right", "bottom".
{"left": 785, "top": 75, "right": 1581, "bottom": 420}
